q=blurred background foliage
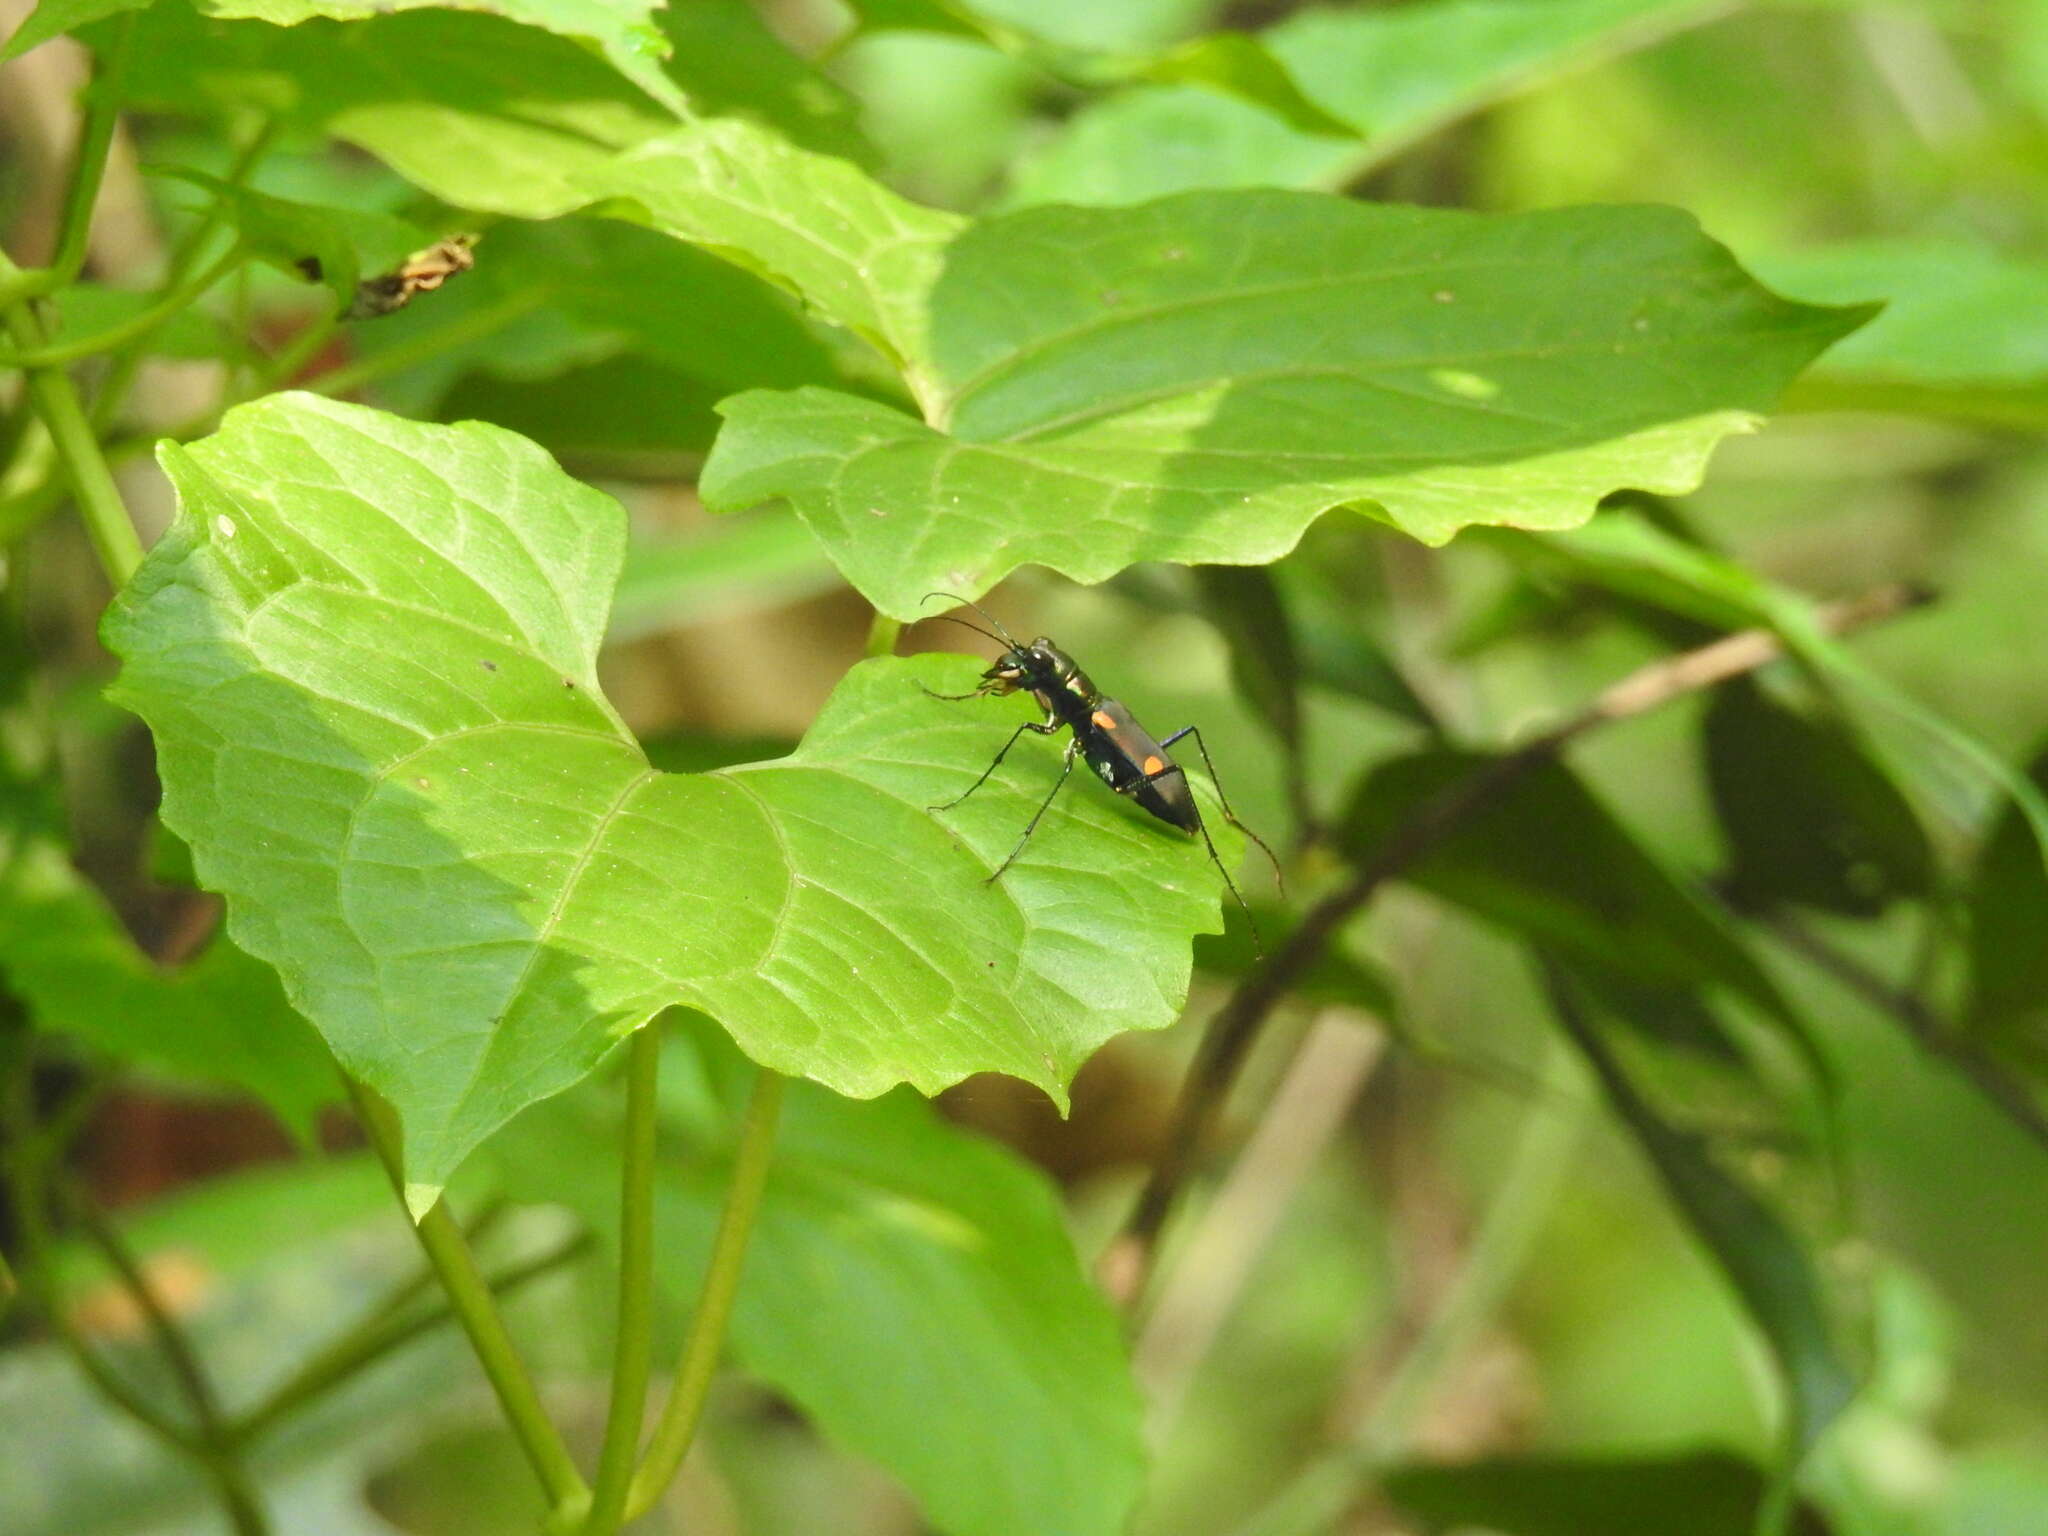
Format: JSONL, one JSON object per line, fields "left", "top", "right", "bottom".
{"left": 3, "top": 0, "right": 2048, "bottom": 1532}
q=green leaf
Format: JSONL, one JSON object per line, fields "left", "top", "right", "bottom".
{"left": 1339, "top": 749, "right": 1824, "bottom": 1082}
{"left": 1550, "top": 964, "right": 1858, "bottom": 1450}
{"left": 1964, "top": 743, "right": 2048, "bottom": 1062}
{"left": 155, "top": 166, "right": 431, "bottom": 307}
{"left": 0, "top": 777, "right": 335, "bottom": 1138}
{"left": 1007, "top": 0, "right": 1722, "bottom": 208}
{"left": 41, "top": 282, "right": 234, "bottom": 360}
{"left": 362, "top": 215, "right": 857, "bottom": 458}
{"left": 656, "top": 0, "right": 872, "bottom": 162}
{"left": 104, "top": 394, "right": 1235, "bottom": 1196}
{"left": 8, "top": 0, "right": 684, "bottom": 113}
{"left": 109, "top": 6, "right": 684, "bottom": 220}
{"left": 1528, "top": 512, "right": 2048, "bottom": 886}
{"left": 1761, "top": 239, "right": 2048, "bottom": 428}
{"left": 1384, "top": 1450, "right": 1831, "bottom": 1536}
{"left": 705, "top": 195, "right": 1864, "bottom": 619}
{"left": 1136, "top": 33, "right": 1361, "bottom": 140}
{"left": 846, "top": 0, "right": 1480, "bottom": 140}
{"left": 1192, "top": 565, "right": 1301, "bottom": 756}
{"left": 500, "top": 1026, "right": 1144, "bottom": 1536}
{"left": 583, "top": 119, "right": 963, "bottom": 376}
{"left": 1705, "top": 678, "right": 1934, "bottom": 918}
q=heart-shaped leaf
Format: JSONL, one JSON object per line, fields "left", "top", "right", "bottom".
{"left": 701, "top": 193, "right": 1869, "bottom": 618}
{"left": 104, "top": 394, "right": 1234, "bottom": 1199}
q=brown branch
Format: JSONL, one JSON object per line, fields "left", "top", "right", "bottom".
{"left": 1104, "top": 581, "right": 1929, "bottom": 1309}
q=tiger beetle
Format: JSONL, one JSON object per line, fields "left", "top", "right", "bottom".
{"left": 920, "top": 593, "right": 1284, "bottom": 951}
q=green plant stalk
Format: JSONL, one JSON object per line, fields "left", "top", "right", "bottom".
{"left": 0, "top": 253, "right": 144, "bottom": 587}
{"left": 93, "top": 117, "right": 282, "bottom": 433}
{"left": 66, "top": 1184, "right": 231, "bottom": 1435}
{"left": 864, "top": 612, "right": 902, "bottom": 659}
{"left": 581, "top": 1025, "right": 664, "bottom": 1535}
{"left": 0, "top": 16, "right": 136, "bottom": 308}
{"left": 227, "top": 1229, "right": 592, "bottom": 1448}
{"left": 0, "top": 246, "right": 244, "bottom": 369}
{"left": 346, "top": 1076, "right": 590, "bottom": 1515}
{"left": 0, "top": 1060, "right": 271, "bottom": 1533}
{"left": 1229, "top": 1036, "right": 1589, "bottom": 1536}
{"left": 623, "top": 1068, "right": 787, "bottom": 1524}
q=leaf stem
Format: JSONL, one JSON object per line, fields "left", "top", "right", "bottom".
{"left": 0, "top": 1057, "right": 270, "bottom": 1534}
{"left": 345, "top": 1076, "right": 590, "bottom": 1515}
{"left": 0, "top": 15, "right": 136, "bottom": 308}
{"left": 623, "top": 1068, "right": 786, "bottom": 1524}
{"left": 1751, "top": 906, "right": 2048, "bottom": 1155}
{"left": 0, "top": 246, "right": 245, "bottom": 369}
{"left": 0, "top": 251, "right": 144, "bottom": 587}
{"left": 864, "top": 611, "right": 902, "bottom": 659}
{"left": 63, "top": 1181, "right": 231, "bottom": 1436}
{"left": 581, "top": 1026, "right": 664, "bottom": 1535}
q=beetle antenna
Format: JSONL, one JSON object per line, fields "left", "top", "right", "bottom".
{"left": 923, "top": 612, "right": 1009, "bottom": 650}
{"left": 924, "top": 591, "right": 1022, "bottom": 650}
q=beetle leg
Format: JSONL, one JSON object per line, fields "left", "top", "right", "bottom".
{"left": 986, "top": 738, "right": 1079, "bottom": 882}
{"left": 1157, "top": 725, "right": 1286, "bottom": 897}
{"left": 931, "top": 718, "right": 1061, "bottom": 812}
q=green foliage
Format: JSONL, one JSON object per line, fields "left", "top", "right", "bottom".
{"left": 6, "top": 0, "right": 2048, "bottom": 1531}
{"left": 1552, "top": 966, "right": 1857, "bottom": 1451}
{"left": 104, "top": 393, "right": 1233, "bottom": 1196}
{"left": 1705, "top": 678, "right": 1934, "bottom": 918}
{"left": 706, "top": 195, "right": 1863, "bottom": 617}
{"left": 499, "top": 1024, "right": 1144, "bottom": 1536}
{"left": 0, "top": 777, "right": 334, "bottom": 1135}
{"left": 1384, "top": 1450, "right": 1830, "bottom": 1535}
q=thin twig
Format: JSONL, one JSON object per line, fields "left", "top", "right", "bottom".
{"left": 61, "top": 1181, "right": 230, "bottom": 1436}
{"left": 227, "top": 1228, "right": 593, "bottom": 1448}
{"left": 1107, "top": 582, "right": 1929, "bottom": 1307}
{"left": 1756, "top": 908, "right": 2048, "bottom": 1155}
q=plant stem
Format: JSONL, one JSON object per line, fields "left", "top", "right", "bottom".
{"left": 1228, "top": 1037, "right": 1589, "bottom": 1536}
{"left": 0, "top": 1062, "right": 202, "bottom": 1457}
{"left": 1110, "top": 582, "right": 1929, "bottom": 1305}
{"left": 0, "top": 251, "right": 145, "bottom": 587}
{"left": 581, "top": 1026, "right": 664, "bottom": 1535}
{"left": 227, "top": 1229, "right": 592, "bottom": 1448}
{"left": 64, "top": 1182, "right": 230, "bottom": 1436}
{"left": 94, "top": 117, "right": 281, "bottom": 433}
{"left": 864, "top": 611, "right": 902, "bottom": 659}
{"left": 0, "top": 16, "right": 136, "bottom": 308}
{"left": 345, "top": 1076, "right": 589, "bottom": 1515}
{"left": 0, "top": 246, "right": 244, "bottom": 369}
{"left": 623, "top": 1068, "right": 786, "bottom": 1524}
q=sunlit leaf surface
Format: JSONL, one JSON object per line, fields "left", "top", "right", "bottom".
{"left": 106, "top": 394, "right": 1236, "bottom": 1194}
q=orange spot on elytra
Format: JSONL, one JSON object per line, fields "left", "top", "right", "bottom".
{"left": 1142, "top": 755, "right": 1165, "bottom": 776}
{"left": 1091, "top": 710, "right": 1115, "bottom": 729}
